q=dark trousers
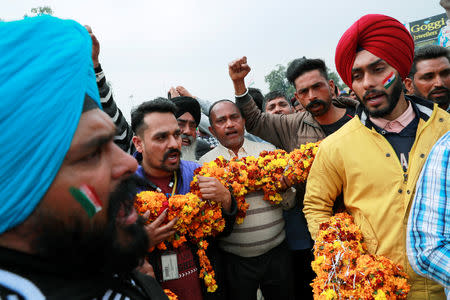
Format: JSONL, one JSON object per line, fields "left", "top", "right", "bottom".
{"left": 222, "top": 241, "right": 294, "bottom": 300}
{"left": 291, "top": 248, "right": 315, "bottom": 300}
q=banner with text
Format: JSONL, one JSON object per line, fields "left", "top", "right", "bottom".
{"left": 409, "top": 13, "right": 449, "bottom": 48}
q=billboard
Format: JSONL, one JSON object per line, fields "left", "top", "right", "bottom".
{"left": 409, "top": 13, "right": 449, "bottom": 48}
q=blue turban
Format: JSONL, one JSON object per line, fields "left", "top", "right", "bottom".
{"left": 0, "top": 16, "right": 101, "bottom": 233}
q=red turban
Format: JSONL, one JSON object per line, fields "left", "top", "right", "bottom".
{"left": 335, "top": 14, "right": 414, "bottom": 89}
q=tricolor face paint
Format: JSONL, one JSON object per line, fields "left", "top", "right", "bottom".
{"left": 69, "top": 184, "right": 103, "bottom": 218}
{"left": 382, "top": 72, "right": 396, "bottom": 89}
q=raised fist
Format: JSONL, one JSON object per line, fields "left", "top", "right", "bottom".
{"left": 176, "top": 86, "right": 194, "bottom": 98}
{"left": 228, "top": 56, "right": 251, "bottom": 82}
{"left": 84, "top": 25, "right": 100, "bottom": 68}
{"left": 168, "top": 87, "right": 180, "bottom": 99}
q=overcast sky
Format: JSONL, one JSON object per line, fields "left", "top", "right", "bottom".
{"left": 2, "top": 1, "right": 442, "bottom": 119}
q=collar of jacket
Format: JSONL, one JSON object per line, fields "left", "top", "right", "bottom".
{"left": 303, "top": 98, "right": 359, "bottom": 129}
{"left": 135, "top": 163, "right": 186, "bottom": 192}
{"left": 332, "top": 96, "right": 360, "bottom": 108}
{"left": 302, "top": 111, "right": 322, "bottom": 129}
{"left": 356, "top": 95, "right": 434, "bottom": 129}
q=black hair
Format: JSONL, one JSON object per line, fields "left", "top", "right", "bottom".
{"left": 286, "top": 57, "right": 328, "bottom": 86}
{"left": 131, "top": 97, "right": 177, "bottom": 136}
{"left": 409, "top": 45, "right": 450, "bottom": 78}
{"left": 248, "top": 87, "right": 264, "bottom": 111}
{"left": 263, "top": 90, "right": 289, "bottom": 111}
{"left": 208, "top": 99, "right": 244, "bottom": 125}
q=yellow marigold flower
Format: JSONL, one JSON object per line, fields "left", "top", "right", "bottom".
{"left": 207, "top": 284, "right": 218, "bottom": 293}
{"left": 374, "top": 290, "right": 387, "bottom": 300}
{"left": 320, "top": 289, "right": 337, "bottom": 300}
{"left": 164, "top": 289, "right": 179, "bottom": 300}
{"left": 303, "top": 160, "right": 310, "bottom": 168}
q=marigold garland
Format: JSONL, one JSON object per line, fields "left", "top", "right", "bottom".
{"left": 133, "top": 142, "right": 320, "bottom": 292}
{"left": 134, "top": 191, "right": 223, "bottom": 292}
{"left": 191, "top": 142, "right": 320, "bottom": 223}
{"left": 312, "top": 213, "right": 410, "bottom": 300}
{"left": 163, "top": 289, "right": 178, "bottom": 300}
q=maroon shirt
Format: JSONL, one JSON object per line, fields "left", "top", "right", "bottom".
{"left": 147, "top": 173, "right": 204, "bottom": 300}
{"left": 159, "top": 244, "right": 203, "bottom": 300}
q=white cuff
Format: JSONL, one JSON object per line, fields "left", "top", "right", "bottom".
{"left": 235, "top": 89, "right": 248, "bottom": 98}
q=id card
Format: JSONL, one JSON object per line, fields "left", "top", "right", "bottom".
{"left": 161, "top": 252, "right": 179, "bottom": 281}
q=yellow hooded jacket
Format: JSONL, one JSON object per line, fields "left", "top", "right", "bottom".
{"left": 304, "top": 97, "right": 449, "bottom": 299}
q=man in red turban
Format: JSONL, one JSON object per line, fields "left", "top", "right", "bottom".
{"left": 335, "top": 14, "right": 414, "bottom": 90}
{"left": 304, "top": 14, "right": 449, "bottom": 299}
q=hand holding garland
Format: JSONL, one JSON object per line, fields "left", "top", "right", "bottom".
{"left": 144, "top": 209, "right": 177, "bottom": 248}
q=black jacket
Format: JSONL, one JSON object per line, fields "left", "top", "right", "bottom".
{"left": 0, "top": 246, "right": 169, "bottom": 300}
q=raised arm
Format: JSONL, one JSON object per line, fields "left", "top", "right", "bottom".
{"left": 228, "top": 57, "right": 301, "bottom": 150}
{"left": 85, "top": 26, "right": 135, "bottom": 154}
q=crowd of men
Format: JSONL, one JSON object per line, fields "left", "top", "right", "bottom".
{"left": 0, "top": 5, "right": 449, "bottom": 300}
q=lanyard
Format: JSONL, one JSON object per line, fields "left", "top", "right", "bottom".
{"left": 170, "top": 171, "right": 177, "bottom": 197}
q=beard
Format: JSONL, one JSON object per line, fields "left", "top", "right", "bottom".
{"left": 416, "top": 85, "right": 450, "bottom": 108}
{"left": 359, "top": 76, "right": 403, "bottom": 118}
{"left": 305, "top": 99, "right": 331, "bottom": 116}
{"left": 31, "top": 174, "right": 149, "bottom": 276}
{"left": 180, "top": 134, "right": 197, "bottom": 162}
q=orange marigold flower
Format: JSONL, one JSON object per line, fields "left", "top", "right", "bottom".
{"left": 164, "top": 289, "right": 179, "bottom": 300}
{"left": 311, "top": 213, "right": 410, "bottom": 299}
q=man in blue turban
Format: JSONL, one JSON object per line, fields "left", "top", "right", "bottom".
{"left": 0, "top": 16, "right": 168, "bottom": 299}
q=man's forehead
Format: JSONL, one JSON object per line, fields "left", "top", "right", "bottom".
{"left": 212, "top": 102, "right": 239, "bottom": 117}
{"left": 143, "top": 112, "right": 178, "bottom": 133}
{"left": 416, "top": 56, "right": 450, "bottom": 73}
{"left": 352, "top": 50, "right": 385, "bottom": 69}
{"left": 268, "top": 97, "right": 288, "bottom": 105}
{"left": 68, "top": 109, "right": 115, "bottom": 152}
{"left": 295, "top": 69, "right": 326, "bottom": 89}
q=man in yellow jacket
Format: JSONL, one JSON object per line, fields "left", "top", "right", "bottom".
{"left": 303, "top": 14, "right": 449, "bottom": 299}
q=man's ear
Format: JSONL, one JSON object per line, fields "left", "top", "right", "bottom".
{"left": 403, "top": 78, "right": 415, "bottom": 95}
{"left": 132, "top": 135, "right": 144, "bottom": 153}
{"left": 328, "top": 79, "right": 336, "bottom": 93}
{"left": 208, "top": 126, "right": 217, "bottom": 138}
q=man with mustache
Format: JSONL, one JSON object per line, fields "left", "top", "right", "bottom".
{"left": 0, "top": 16, "right": 167, "bottom": 299}
{"left": 169, "top": 95, "right": 213, "bottom": 161}
{"left": 228, "top": 57, "right": 358, "bottom": 299}
{"left": 199, "top": 100, "right": 296, "bottom": 300}
{"left": 404, "top": 45, "right": 450, "bottom": 112}
{"left": 131, "top": 98, "right": 236, "bottom": 300}
{"left": 304, "top": 14, "right": 449, "bottom": 299}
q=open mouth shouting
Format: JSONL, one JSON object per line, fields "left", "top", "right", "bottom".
{"left": 363, "top": 91, "right": 386, "bottom": 108}
{"left": 225, "top": 129, "right": 239, "bottom": 139}
{"left": 163, "top": 149, "right": 181, "bottom": 164}
{"left": 181, "top": 137, "right": 191, "bottom": 146}
{"left": 181, "top": 134, "right": 194, "bottom": 146}
{"left": 166, "top": 152, "right": 179, "bottom": 164}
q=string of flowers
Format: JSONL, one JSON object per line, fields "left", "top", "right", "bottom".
{"left": 312, "top": 213, "right": 410, "bottom": 300}
{"left": 133, "top": 141, "right": 320, "bottom": 292}
{"left": 134, "top": 191, "right": 224, "bottom": 292}
{"left": 164, "top": 289, "right": 178, "bottom": 300}
{"left": 190, "top": 156, "right": 250, "bottom": 224}
{"left": 191, "top": 141, "right": 320, "bottom": 223}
